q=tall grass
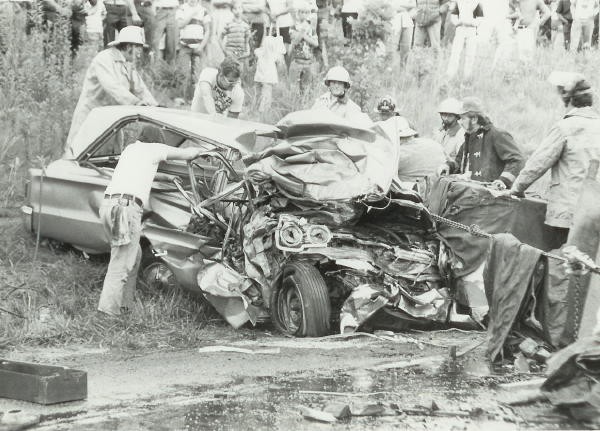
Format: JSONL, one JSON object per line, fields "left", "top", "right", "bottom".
{"left": 1, "top": 7, "right": 600, "bottom": 348}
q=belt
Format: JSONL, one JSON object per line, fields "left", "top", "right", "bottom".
{"left": 104, "top": 193, "right": 143, "bottom": 208}
{"left": 156, "top": 6, "right": 176, "bottom": 9}
{"left": 105, "top": 3, "right": 127, "bottom": 7}
{"left": 516, "top": 25, "right": 529, "bottom": 29}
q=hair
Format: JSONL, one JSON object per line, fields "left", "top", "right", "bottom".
{"left": 569, "top": 80, "right": 593, "bottom": 108}
{"left": 219, "top": 57, "right": 242, "bottom": 78}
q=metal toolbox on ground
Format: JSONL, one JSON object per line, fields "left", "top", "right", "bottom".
{"left": 0, "top": 359, "right": 87, "bottom": 404}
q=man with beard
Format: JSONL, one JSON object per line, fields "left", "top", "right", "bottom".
{"left": 439, "top": 97, "right": 524, "bottom": 190}
{"left": 311, "top": 66, "right": 362, "bottom": 121}
{"left": 435, "top": 97, "right": 465, "bottom": 160}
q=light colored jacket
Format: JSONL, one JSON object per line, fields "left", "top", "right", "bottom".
{"left": 512, "top": 107, "right": 600, "bottom": 228}
{"left": 66, "top": 47, "right": 156, "bottom": 150}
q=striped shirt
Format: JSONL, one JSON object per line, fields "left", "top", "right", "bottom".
{"left": 222, "top": 18, "right": 251, "bottom": 57}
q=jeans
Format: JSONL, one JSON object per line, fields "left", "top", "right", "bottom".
{"left": 447, "top": 26, "right": 477, "bottom": 78}
{"left": 98, "top": 201, "right": 143, "bottom": 316}
{"left": 103, "top": 4, "right": 130, "bottom": 47}
{"left": 413, "top": 19, "right": 441, "bottom": 51}
{"left": 135, "top": 2, "right": 155, "bottom": 55}
{"left": 570, "top": 17, "right": 594, "bottom": 51}
{"left": 153, "top": 7, "right": 178, "bottom": 63}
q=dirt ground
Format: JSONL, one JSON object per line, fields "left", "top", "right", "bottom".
{"left": 0, "top": 328, "right": 588, "bottom": 431}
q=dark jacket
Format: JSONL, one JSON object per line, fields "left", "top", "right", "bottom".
{"left": 449, "top": 121, "right": 525, "bottom": 187}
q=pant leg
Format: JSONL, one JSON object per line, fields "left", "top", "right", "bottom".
{"left": 398, "top": 27, "right": 412, "bottom": 63}
{"left": 413, "top": 25, "right": 427, "bottom": 47}
{"left": 427, "top": 19, "right": 441, "bottom": 52}
{"left": 563, "top": 20, "right": 572, "bottom": 49}
{"left": 257, "top": 83, "right": 273, "bottom": 114}
{"left": 163, "top": 9, "right": 178, "bottom": 63}
{"left": 570, "top": 19, "right": 583, "bottom": 51}
{"left": 581, "top": 17, "right": 594, "bottom": 49}
{"left": 103, "top": 5, "right": 122, "bottom": 47}
{"left": 492, "top": 19, "right": 512, "bottom": 67}
{"left": 447, "top": 26, "right": 466, "bottom": 77}
{"left": 463, "top": 27, "right": 477, "bottom": 78}
{"left": 135, "top": 3, "right": 155, "bottom": 48}
{"left": 251, "top": 22, "right": 264, "bottom": 49}
{"left": 516, "top": 27, "right": 535, "bottom": 61}
{"left": 152, "top": 8, "right": 167, "bottom": 58}
{"left": 98, "top": 203, "right": 143, "bottom": 316}
{"left": 288, "top": 59, "right": 302, "bottom": 91}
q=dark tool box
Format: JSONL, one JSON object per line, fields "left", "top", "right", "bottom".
{"left": 0, "top": 359, "right": 87, "bottom": 404}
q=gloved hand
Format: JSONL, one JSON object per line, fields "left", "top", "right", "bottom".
{"left": 490, "top": 179, "right": 507, "bottom": 191}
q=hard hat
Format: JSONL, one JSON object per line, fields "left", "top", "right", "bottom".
{"left": 108, "top": 26, "right": 146, "bottom": 47}
{"left": 374, "top": 95, "right": 398, "bottom": 114}
{"left": 548, "top": 70, "right": 592, "bottom": 98}
{"left": 324, "top": 66, "right": 351, "bottom": 87}
{"left": 460, "top": 97, "right": 485, "bottom": 115}
{"left": 395, "top": 117, "right": 418, "bottom": 138}
{"left": 437, "top": 97, "right": 464, "bottom": 115}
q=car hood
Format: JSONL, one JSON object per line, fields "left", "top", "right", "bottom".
{"left": 63, "top": 106, "right": 279, "bottom": 159}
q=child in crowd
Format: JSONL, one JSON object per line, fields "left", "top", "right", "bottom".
{"left": 288, "top": 1, "right": 318, "bottom": 93}
{"left": 254, "top": 26, "right": 284, "bottom": 119}
{"left": 220, "top": 0, "right": 251, "bottom": 59}
{"left": 205, "top": 0, "right": 234, "bottom": 67}
{"left": 178, "top": 0, "right": 212, "bottom": 81}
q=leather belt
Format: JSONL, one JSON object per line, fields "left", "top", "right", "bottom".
{"left": 104, "top": 193, "right": 143, "bottom": 208}
{"left": 156, "top": 6, "right": 176, "bottom": 9}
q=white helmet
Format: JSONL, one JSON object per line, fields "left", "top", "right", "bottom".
{"left": 108, "top": 26, "right": 146, "bottom": 47}
{"left": 325, "top": 66, "right": 351, "bottom": 87}
{"left": 437, "top": 97, "right": 464, "bottom": 115}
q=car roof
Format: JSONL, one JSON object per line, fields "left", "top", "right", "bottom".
{"left": 64, "top": 106, "right": 280, "bottom": 159}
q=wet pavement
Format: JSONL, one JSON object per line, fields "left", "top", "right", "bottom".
{"left": 36, "top": 351, "right": 586, "bottom": 431}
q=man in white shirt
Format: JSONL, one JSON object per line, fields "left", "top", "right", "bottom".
{"left": 98, "top": 141, "right": 204, "bottom": 316}
{"left": 434, "top": 97, "right": 465, "bottom": 160}
{"left": 191, "top": 58, "right": 245, "bottom": 117}
{"left": 570, "top": 0, "right": 599, "bottom": 50}
{"left": 446, "top": 0, "right": 483, "bottom": 78}
{"left": 311, "top": 65, "right": 362, "bottom": 120}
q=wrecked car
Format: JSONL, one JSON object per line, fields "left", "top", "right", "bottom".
{"left": 23, "top": 107, "right": 466, "bottom": 337}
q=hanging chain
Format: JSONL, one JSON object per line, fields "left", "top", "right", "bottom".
{"left": 429, "top": 213, "right": 600, "bottom": 275}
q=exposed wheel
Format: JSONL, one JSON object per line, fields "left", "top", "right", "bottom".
{"left": 139, "top": 260, "right": 178, "bottom": 294}
{"left": 271, "top": 262, "right": 331, "bottom": 337}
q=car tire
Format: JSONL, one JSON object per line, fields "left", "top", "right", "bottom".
{"left": 271, "top": 262, "right": 331, "bottom": 337}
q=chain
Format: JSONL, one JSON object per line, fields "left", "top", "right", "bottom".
{"left": 429, "top": 212, "right": 600, "bottom": 275}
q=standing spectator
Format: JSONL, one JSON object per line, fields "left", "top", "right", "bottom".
{"left": 555, "top": 0, "right": 572, "bottom": 49}
{"left": 205, "top": 0, "right": 233, "bottom": 67}
{"left": 391, "top": 1, "right": 416, "bottom": 65}
{"left": 509, "top": 0, "right": 551, "bottom": 61}
{"left": 435, "top": 98, "right": 465, "bottom": 160}
{"left": 133, "top": 0, "right": 155, "bottom": 62}
{"left": 103, "top": 0, "right": 142, "bottom": 47}
{"left": 439, "top": 97, "right": 524, "bottom": 190}
{"left": 481, "top": 0, "right": 513, "bottom": 68}
{"left": 446, "top": 0, "right": 483, "bottom": 79}
{"left": 65, "top": 26, "right": 157, "bottom": 153}
{"left": 288, "top": 2, "right": 318, "bottom": 93}
{"left": 511, "top": 72, "right": 600, "bottom": 245}
{"left": 311, "top": 66, "right": 362, "bottom": 121}
{"left": 254, "top": 25, "right": 283, "bottom": 118}
{"left": 191, "top": 58, "right": 244, "bottom": 117}
{"left": 69, "top": 0, "right": 87, "bottom": 55}
{"left": 266, "top": 0, "right": 294, "bottom": 58}
{"left": 569, "top": 0, "right": 599, "bottom": 51}
{"left": 242, "top": 0, "right": 267, "bottom": 51}
{"left": 220, "top": 0, "right": 251, "bottom": 59}
{"left": 340, "top": 0, "right": 360, "bottom": 42}
{"left": 178, "top": 0, "right": 211, "bottom": 80}
{"left": 414, "top": 0, "right": 445, "bottom": 52}
{"left": 314, "top": 0, "right": 330, "bottom": 69}
{"left": 152, "top": 0, "right": 179, "bottom": 62}
{"left": 84, "top": 0, "right": 107, "bottom": 49}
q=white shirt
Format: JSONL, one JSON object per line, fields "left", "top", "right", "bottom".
{"left": 191, "top": 67, "right": 245, "bottom": 114}
{"left": 571, "top": 0, "right": 599, "bottom": 19}
{"left": 155, "top": 0, "right": 179, "bottom": 9}
{"left": 267, "top": 0, "right": 293, "bottom": 27}
{"left": 84, "top": 0, "right": 105, "bottom": 34}
{"left": 105, "top": 142, "right": 171, "bottom": 205}
{"left": 341, "top": 0, "right": 363, "bottom": 13}
{"left": 312, "top": 92, "right": 362, "bottom": 120}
